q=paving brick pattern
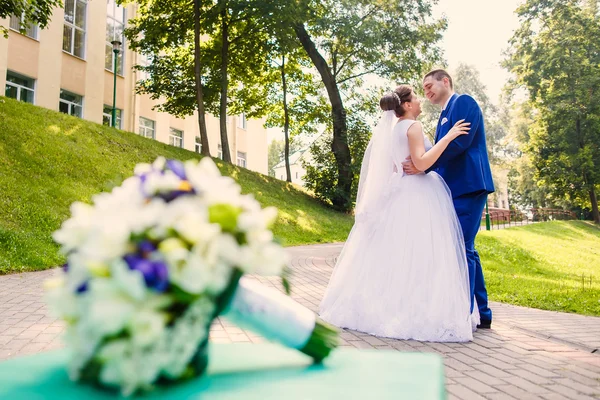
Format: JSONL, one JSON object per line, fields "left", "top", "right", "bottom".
{"left": 1, "top": 242, "right": 599, "bottom": 399}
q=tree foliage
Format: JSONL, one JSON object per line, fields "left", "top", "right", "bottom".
{"left": 504, "top": 0, "right": 600, "bottom": 222}
{"left": 1, "top": 0, "right": 62, "bottom": 38}
{"left": 290, "top": 0, "right": 445, "bottom": 211}
{"left": 302, "top": 90, "right": 379, "bottom": 207}
{"left": 124, "top": 0, "right": 275, "bottom": 161}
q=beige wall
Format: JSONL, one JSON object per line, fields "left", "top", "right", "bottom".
{"left": 274, "top": 155, "right": 308, "bottom": 187}
{"left": 1, "top": 7, "right": 268, "bottom": 176}
{"left": 36, "top": 7, "right": 64, "bottom": 111}
{"left": 7, "top": 34, "right": 39, "bottom": 79}
{"left": 0, "top": 17, "right": 8, "bottom": 91}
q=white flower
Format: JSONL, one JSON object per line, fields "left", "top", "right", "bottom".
{"left": 66, "top": 324, "right": 103, "bottom": 380}
{"left": 169, "top": 250, "right": 211, "bottom": 294}
{"left": 45, "top": 277, "right": 80, "bottom": 321}
{"left": 143, "top": 170, "right": 182, "bottom": 196}
{"left": 185, "top": 158, "right": 243, "bottom": 206}
{"left": 111, "top": 259, "right": 147, "bottom": 302}
{"left": 82, "top": 280, "right": 136, "bottom": 338}
{"left": 134, "top": 162, "right": 153, "bottom": 176}
{"left": 238, "top": 206, "right": 278, "bottom": 232}
{"left": 152, "top": 157, "right": 167, "bottom": 171}
{"left": 155, "top": 196, "right": 219, "bottom": 244}
{"left": 129, "top": 198, "right": 167, "bottom": 235}
{"left": 239, "top": 242, "right": 289, "bottom": 276}
{"left": 158, "top": 237, "right": 189, "bottom": 268}
{"left": 161, "top": 296, "right": 213, "bottom": 378}
{"left": 47, "top": 155, "right": 292, "bottom": 395}
{"left": 76, "top": 218, "right": 131, "bottom": 263}
{"left": 52, "top": 202, "right": 94, "bottom": 253}
{"left": 128, "top": 310, "right": 166, "bottom": 348}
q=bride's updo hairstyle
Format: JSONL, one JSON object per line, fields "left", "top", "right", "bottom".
{"left": 379, "top": 85, "right": 413, "bottom": 117}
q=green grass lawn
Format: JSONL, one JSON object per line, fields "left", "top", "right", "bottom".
{"left": 478, "top": 221, "right": 600, "bottom": 316}
{"left": 2, "top": 98, "right": 599, "bottom": 317}
{"left": 0, "top": 98, "right": 353, "bottom": 274}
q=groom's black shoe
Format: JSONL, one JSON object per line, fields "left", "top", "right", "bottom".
{"left": 477, "top": 319, "right": 492, "bottom": 329}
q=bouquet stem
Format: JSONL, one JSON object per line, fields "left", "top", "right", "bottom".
{"left": 223, "top": 277, "right": 338, "bottom": 361}
{"left": 299, "top": 319, "right": 338, "bottom": 363}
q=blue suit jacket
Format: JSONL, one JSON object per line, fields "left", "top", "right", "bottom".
{"left": 427, "top": 93, "right": 495, "bottom": 198}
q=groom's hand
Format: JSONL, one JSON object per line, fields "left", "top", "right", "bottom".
{"left": 402, "top": 157, "right": 423, "bottom": 175}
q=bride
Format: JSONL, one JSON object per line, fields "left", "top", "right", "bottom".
{"left": 319, "top": 85, "right": 478, "bottom": 342}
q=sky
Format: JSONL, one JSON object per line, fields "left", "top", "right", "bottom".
{"left": 431, "top": 0, "right": 524, "bottom": 103}
{"left": 268, "top": 0, "right": 525, "bottom": 144}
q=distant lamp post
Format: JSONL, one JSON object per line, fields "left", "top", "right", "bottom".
{"left": 485, "top": 197, "right": 491, "bottom": 231}
{"left": 111, "top": 40, "right": 122, "bottom": 128}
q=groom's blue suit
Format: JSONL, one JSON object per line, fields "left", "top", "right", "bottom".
{"left": 428, "top": 93, "right": 495, "bottom": 322}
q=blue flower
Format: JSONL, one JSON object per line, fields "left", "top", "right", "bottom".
{"left": 124, "top": 254, "right": 169, "bottom": 292}
{"left": 76, "top": 281, "right": 88, "bottom": 293}
{"left": 166, "top": 159, "right": 187, "bottom": 180}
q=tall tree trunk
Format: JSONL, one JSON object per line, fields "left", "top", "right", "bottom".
{"left": 193, "top": 0, "right": 210, "bottom": 156}
{"left": 281, "top": 55, "right": 292, "bottom": 183}
{"left": 590, "top": 187, "right": 600, "bottom": 224}
{"left": 293, "top": 23, "right": 352, "bottom": 211}
{"left": 219, "top": 3, "right": 232, "bottom": 163}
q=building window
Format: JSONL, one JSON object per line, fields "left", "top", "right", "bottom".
{"left": 195, "top": 136, "right": 202, "bottom": 153}
{"left": 9, "top": 14, "right": 38, "bottom": 39}
{"left": 102, "top": 105, "right": 122, "bottom": 128}
{"left": 63, "top": 0, "right": 87, "bottom": 58}
{"left": 5, "top": 71, "right": 35, "bottom": 103}
{"left": 105, "top": 0, "right": 125, "bottom": 75}
{"left": 501, "top": 200, "right": 506, "bottom": 209}
{"left": 240, "top": 113, "right": 247, "bottom": 130}
{"left": 169, "top": 128, "right": 184, "bottom": 148}
{"left": 217, "top": 144, "right": 223, "bottom": 160}
{"left": 138, "top": 117, "right": 155, "bottom": 139}
{"left": 296, "top": 172, "right": 298, "bottom": 179}
{"left": 59, "top": 90, "right": 83, "bottom": 117}
{"left": 237, "top": 151, "right": 247, "bottom": 168}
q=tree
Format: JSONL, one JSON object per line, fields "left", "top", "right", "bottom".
{"left": 1, "top": 0, "right": 62, "bottom": 38}
{"left": 264, "top": 41, "right": 327, "bottom": 182}
{"left": 201, "top": 0, "right": 275, "bottom": 163}
{"left": 289, "top": 0, "right": 445, "bottom": 211}
{"left": 125, "top": 0, "right": 274, "bottom": 162}
{"left": 303, "top": 90, "right": 379, "bottom": 207}
{"left": 193, "top": 0, "right": 211, "bottom": 156}
{"left": 124, "top": 0, "right": 212, "bottom": 156}
{"left": 504, "top": 0, "right": 600, "bottom": 223}
{"left": 267, "top": 138, "right": 305, "bottom": 178}
{"left": 268, "top": 140, "right": 285, "bottom": 177}
{"left": 505, "top": 102, "right": 554, "bottom": 209}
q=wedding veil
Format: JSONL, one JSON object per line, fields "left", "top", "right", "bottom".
{"left": 354, "top": 110, "right": 398, "bottom": 217}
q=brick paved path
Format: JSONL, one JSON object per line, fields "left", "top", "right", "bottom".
{"left": 1, "top": 242, "right": 599, "bottom": 399}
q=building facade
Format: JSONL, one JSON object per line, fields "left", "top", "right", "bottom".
{"left": 273, "top": 147, "right": 310, "bottom": 187}
{"left": 0, "top": 3, "right": 268, "bottom": 174}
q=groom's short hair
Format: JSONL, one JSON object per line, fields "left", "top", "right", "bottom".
{"left": 424, "top": 69, "right": 453, "bottom": 89}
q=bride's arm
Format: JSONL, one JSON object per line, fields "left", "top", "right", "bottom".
{"left": 407, "top": 120, "right": 470, "bottom": 172}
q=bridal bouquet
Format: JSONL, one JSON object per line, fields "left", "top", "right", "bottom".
{"left": 45, "top": 157, "right": 338, "bottom": 396}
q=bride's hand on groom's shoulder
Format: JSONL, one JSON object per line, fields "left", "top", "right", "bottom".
{"left": 447, "top": 119, "right": 470, "bottom": 140}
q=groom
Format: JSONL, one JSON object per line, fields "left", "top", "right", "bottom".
{"left": 402, "top": 69, "right": 495, "bottom": 328}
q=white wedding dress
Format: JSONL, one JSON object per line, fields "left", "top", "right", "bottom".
{"left": 319, "top": 119, "right": 477, "bottom": 342}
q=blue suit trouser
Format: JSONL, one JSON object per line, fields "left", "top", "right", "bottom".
{"left": 453, "top": 191, "right": 492, "bottom": 321}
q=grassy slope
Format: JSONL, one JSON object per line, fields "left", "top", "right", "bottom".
{"left": 478, "top": 221, "right": 600, "bottom": 316}
{"left": 0, "top": 98, "right": 353, "bottom": 274}
{"left": 2, "top": 98, "right": 599, "bottom": 317}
